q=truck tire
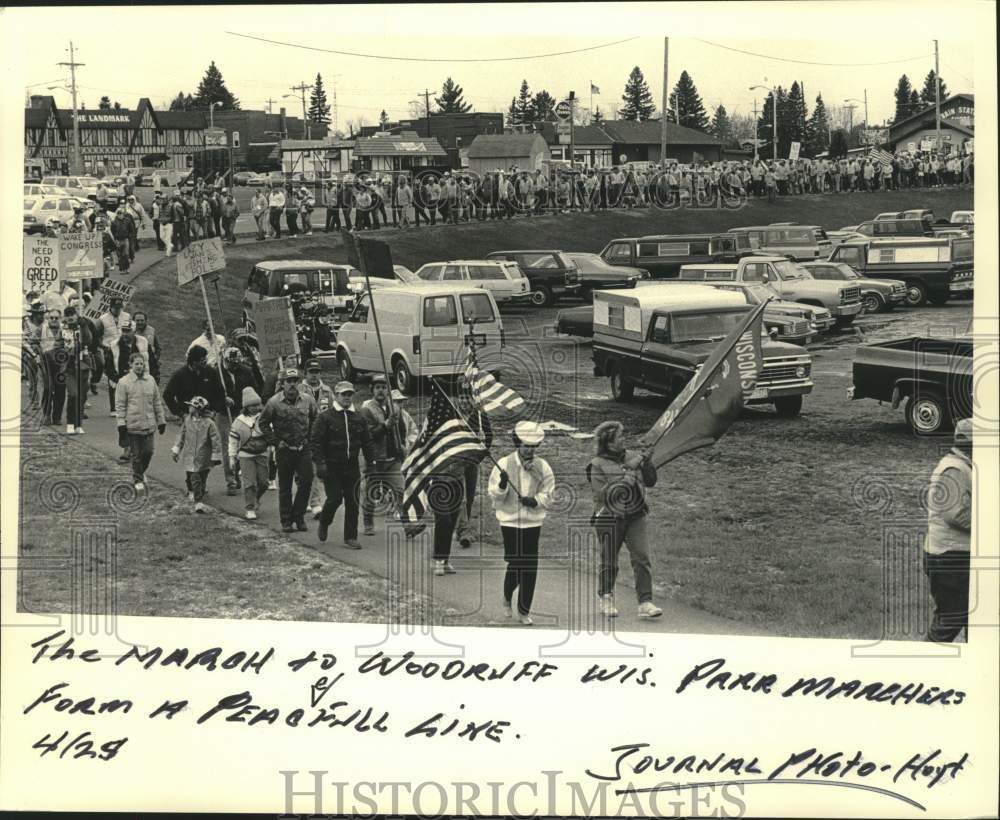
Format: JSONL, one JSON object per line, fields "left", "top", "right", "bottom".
{"left": 905, "top": 389, "right": 950, "bottom": 436}
{"left": 393, "top": 357, "right": 419, "bottom": 396}
{"left": 928, "top": 292, "right": 950, "bottom": 307}
{"left": 774, "top": 395, "right": 803, "bottom": 417}
{"left": 609, "top": 367, "right": 634, "bottom": 402}
{"left": 530, "top": 283, "right": 554, "bottom": 308}
{"left": 337, "top": 349, "right": 356, "bottom": 382}
{"left": 862, "top": 292, "right": 884, "bottom": 314}
{"left": 579, "top": 285, "right": 594, "bottom": 304}
{"left": 904, "top": 280, "right": 928, "bottom": 307}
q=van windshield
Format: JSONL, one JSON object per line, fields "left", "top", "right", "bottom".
{"left": 671, "top": 309, "right": 749, "bottom": 343}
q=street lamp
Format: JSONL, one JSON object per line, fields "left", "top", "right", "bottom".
{"left": 845, "top": 94, "right": 868, "bottom": 143}
{"left": 750, "top": 84, "right": 777, "bottom": 161}
{"left": 209, "top": 100, "right": 222, "bottom": 129}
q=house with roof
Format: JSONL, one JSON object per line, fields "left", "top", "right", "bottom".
{"left": 351, "top": 131, "right": 448, "bottom": 172}
{"left": 888, "top": 93, "right": 974, "bottom": 155}
{"left": 280, "top": 137, "right": 355, "bottom": 179}
{"left": 465, "top": 133, "right": 549, "bottom": 174}
{"left": 596, "top": 119, "right": 722, "bottom": 164}
{"left": 536, "top": 122, "right": 614, "bottom": 167}
{"left": 24, "top": 95, "right": 206, "bottom": 176}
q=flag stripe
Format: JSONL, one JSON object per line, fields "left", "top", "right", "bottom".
{"left": 463, "top": 346, "right": 525, "bottom": 417}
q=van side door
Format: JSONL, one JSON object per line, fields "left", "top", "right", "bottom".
{"left": 421, "top": 294, "right": 461, "bottom": 370}
{"left": 339, "top": 293, "right": 375, "bottom": 370}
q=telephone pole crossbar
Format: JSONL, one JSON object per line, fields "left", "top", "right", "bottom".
{"left": 290, "top": 81, "right": 314, "bottom": 139}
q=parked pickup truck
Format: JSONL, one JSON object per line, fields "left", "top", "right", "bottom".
{"left": 827, "top": 236, "right": 974, "bottom": 306}
{"left": 849, "top": 336, "right": 972, "bottom": 435}
{"left": 678, "top": 255, "right": 864, "bottom": 327}
{"left": 592, "top": 285, "right": 813, "bottom": 416}
{"left": 598, "top": 232, "right": 751, "bottom": 279}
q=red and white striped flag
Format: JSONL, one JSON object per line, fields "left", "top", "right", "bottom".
{"left": 463, "top": 345, "right": 525, "bottom": 418}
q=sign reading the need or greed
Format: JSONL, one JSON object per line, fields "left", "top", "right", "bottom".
{"left": 82, "top": 280, "right": 136, "bottom": 320}
{"left": 251, "top": 297, "right": 300, "bottom": 363}
{"left": 59, "top": 232, "right": 104, "bottom": 280}
{"left": 23, "top": 237, "right": 61, "bottom": 294}
{"left": 177, "top": 237, "right": 227, "bottom": 286}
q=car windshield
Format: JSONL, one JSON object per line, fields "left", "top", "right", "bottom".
{"left": 832, "top": 264, "right": 860, "bottom": 279}
{"left": 24, "top": 199, "right": 35, "bottom": 210}
{"left": 772, "top": 260, "right": 807, "bottom": 280}
{"left": 671, "top": 309, "right": 749, "bottom": 343}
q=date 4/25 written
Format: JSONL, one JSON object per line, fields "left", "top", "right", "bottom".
{"left": 32, "top": 730, "right": 127, "bottom": 762}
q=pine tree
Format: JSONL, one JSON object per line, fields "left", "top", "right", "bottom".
{"left": 99, "top": 96, "right": 111, "bottom": 110}
{"left": 669, "top": 71, "right": 709, "bottom": 131}
{"left": 757, "top": 90, "right": 775, "bottom": 148}
{"left": 169, "top": 91, "right": 194, "bottom": 111}
{"left": 773, "top": 86, "right": 794, "bottom": 157}
{"left": 618, "top": 66, "right": 656, "bottom": 121}
{"left": 533, "top": 90, "right": 557, "bottom": 122}
{"left": 708, "top": 104, "right": 731, "bottom": 143}
{"left": 309, "top": 73, "right": 331, "bottom": 125}
{"left": 908, "top": 89, "right": 921, "bottom": 115}
{"left": 785, "top": 82, "right": 808, "bottom": 150}
{"left": 514, "top": 80, "right": 536, "bottom": 124}
{"left": 828, "top": 128, "right": 848, "bottom": 158}
{"left": 920, "top": 70, "right": 948, "bottom": 105}
{"left": 112, "top": 101, "right": 122, "bottom": 111}
{"left": 435, "top": 77, "right": 472, "bottom": 113}
{"left": 805, "top": 93, "right": 830, "bottom": 156}
{"left": 192, "top": 61, "right": 240, "bottom": 111}
{"left": 893, "top": 75, "right": 914, "bottom": 123}
{"left": 506, "top": 98, "right": 519, "bottom": 128}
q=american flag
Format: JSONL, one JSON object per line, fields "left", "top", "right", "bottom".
{"left": 399, "top": 386, "right": 488, "bottom": 536}
{"left": 463, "top": 345, "right": 525, "bottom": 417}
{"left": 869, "top": 147, "right": 894, "bottom": 167}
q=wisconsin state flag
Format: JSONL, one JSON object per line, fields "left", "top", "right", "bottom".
{"left": 640, "top": 300, "right": 768, "bottom": 467}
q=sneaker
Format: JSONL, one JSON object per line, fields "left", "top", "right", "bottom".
{"left": 312, "top": 507, "right": 323, "bottom": 520}
{"left": 433, "top": 560, "right": 446, "bottom": 576}
{"left": 76, "top": 427, "right": 85, "bottom": 434}
{"left": 519, "top": 615, "right": 534, "bottom": 626}
{"left": 295, "top": 520, "right": 308, "bottom": 533}
{"left": 194, "top": 502, "right": 210, "bottom": 514}
{"left": 459, "top": 537, "right": 471, "bottom": 549}
{"left": 118, "top": 453, "right": 131, "bottom": 463}
{"left": 363, "top": 524, "right": 375, "bottom": 536}
{"left": 503, "top": 600, "right": 513, "bottom": 619}
{"left": 134, "top": 481, "right": 145, "bottom": 493}
{"left": 268, "top": 480, "right": 277, "bottom": 490}
{"left": 343, "top": 539, "right": 362, "bottom": 550}
{"left": 444, "top": 561, "right": 457, "bottom": 575}
{"left": 317, "top": 520, "right": 329, "bottom": 542}
{"left": 245, "top": 510, "right": 257, "bottom": 520}
{"left": 637, "top": 601, "right": 663, "bottom": 619}
{"left": 598, "top": 595, "right": 618, "bottom": 617}
{"left": 65, "top": 424, "right": 77, "bottom": 434}
{"left": 281, "top": 523, "right": 295, "bottom": 533}
{"left": 110, "top": 411, "right": 118, "bottom": 418}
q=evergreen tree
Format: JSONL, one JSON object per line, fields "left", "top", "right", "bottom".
{"left": 805, "top": 93, "right": 830, "bottom": 156}
{"left": 513, "top": 80, "right": 536, "bottom": 124}
{"left": 785, "top": 81, "right": 808, "bottom": 150}
{"left": 908, "top": 89, "right": 921, "bottom": 114}
{"left": 99, "top": 96, "right": 111, "bottom": 110}
{"left": 828, "top": 128, "right": 848, "bottom": 158}
{"left": 757, "top": 90, "right": 776, "bottom": 148}
{"left": 169, "top": 91, "right": 194, "bottom": 111}
{"left": 773, "top": 86, "right": 794, "bottom": 157}
{"left": 893, "top": 74, "right": 914, "bottom": 123}
{"left": 435, "top": 77, "right": 472, "bottom": 113}
{"left": 708, "top": 104, "right": 731, "bottom": 143}
{"left": 532, "top": 90, "right": 557, "bottom": 122}
{"left": 669, "top": 71, "right": 709, "bottom": 131}
{"left": 618, "top": 66, "right": 656, "bottom": 121}
{"left": 112, "top": 101, "right": 122, "bottom": 111}
{"left": 506, "top": 98, "right": 519, "bottom": 128}
{"left": 920, "top": 70, "right": 948, "bottom": 105}
{"left": 309, "top": 73, "right": 331, "bottom": 125}
{"left": 192, "top": 61, "right": 240, "bottom": 111}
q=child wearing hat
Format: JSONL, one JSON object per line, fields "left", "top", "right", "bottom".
{"left": 172, "top": 395, "right": 223, "bottom": 513}
{"left": 487, "top": 421, "right": 554, "bottom": 625}
{"left": 228, "top": 387, "right": 270, "bottom": 520}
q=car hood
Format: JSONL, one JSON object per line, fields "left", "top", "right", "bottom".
{"left": 764, "top": 300, "right": 811, "bottom": 317}
{"left": 856, "top": 277, "right": 902, "bottom": 290}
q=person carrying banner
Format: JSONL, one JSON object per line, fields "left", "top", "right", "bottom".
{"left": 302, "top": 358, "right": 334, "bottom": 518}
{"left": 488, "top": 421, "right": 554, "bottom": 626}
{"left": 359, "top": 375, "right": 415, "bottom": 535}
{"left": 62, "top": 306, "right": 93, "bottom": 435}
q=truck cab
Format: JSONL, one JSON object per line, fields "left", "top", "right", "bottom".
{"left": 827, "top": 236, "right": 974, "bottom": 306}
{"left": 727, "top": 224, "right": 832, "bottom": 260}
{"left": 591, "top": 285, "right": 813, "bottom": 416}
{"left": 599, "top": 233, "right": 751, "bottom": 280}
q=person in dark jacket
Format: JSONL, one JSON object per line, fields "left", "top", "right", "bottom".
{"left": 162, "top": 345, "right": 232, "bottom": 418}
{"left": 310, "top": 380, "right": 375, "bottom": 549}
{"left": 109, "top": 207, "right": 133, "bottom": 272}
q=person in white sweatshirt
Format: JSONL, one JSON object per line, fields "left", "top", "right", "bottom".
{"left": 487, "top": 421, "right": 555, "bottom": 626}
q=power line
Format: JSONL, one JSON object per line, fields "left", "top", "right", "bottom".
{"left": 693, "top": 38, "right": 933, "bottom": 67}
{"left": 225, "top": 31, "right": 639, "bottom": 62}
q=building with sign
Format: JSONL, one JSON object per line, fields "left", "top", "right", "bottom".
{"left": 358, "top": 112, "right": 505, "bottom": 168}
{"left": 596, "top": 119, "right": 722, "bottom": 164}
{"left": 24, "top": 95, "right": 206, "bottom": 176}
{"left": 539, "top": 123, "right": 614, "bottom": 166}
{"left": 888, "top": 93, "right": 974, "bottom": 155}
{"left": 466, "top": 133, "right": 548, "bottom": 174}
{"left": 352, "top": 132, "right": 448, "bottom": 172}
{"left": 280, "top": 137, "right": 355, "bottom": 179}
{"left": 210, "top": 108, "right": 328, "bottom": 171}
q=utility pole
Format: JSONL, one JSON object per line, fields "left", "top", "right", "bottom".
{"left": 772, "top": 90, "right": 777, "bottom": 161}
{"left": 752, "top": 98, "right": 759, "bottom": 162}
{"left": 420, "top": 88, "right": 432, "bottom": 138}
{"left": 264, "top": 97, "right": 276, "bottom": 114}
{"left": 933, "top": 39, "right": 942, "bottom": 153}
{"left": 290, "top": 81, "right": 314, "bottom": 139}
{"left": 331, "top": 85, "right": 338, "bottom": 135}
{"left": 57, "top": 40, "right": 84, "bottom": 174}
{"left": 660, "top": 37, "right": 669, "bottom": 165}
{"left": 568, "top": 90, "right": 576, "bottom": 167}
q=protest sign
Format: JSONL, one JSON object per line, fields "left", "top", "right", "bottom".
{"left": 252, "top": 297, "right": 300, "bottom": 363}
{"left": 22, "top": 236, "right": 61, "bottom": 295}
{"left": 177, "top": 237, "right": 227, "bottom": 286}
{"left": 82, "top": 280, "right": 136, "bottom": 320}
{"left": 788, "top": 141, "right": 801, "bottom": 160}
{"left": 59, "top": 231, "right": 104, "bottom": 280}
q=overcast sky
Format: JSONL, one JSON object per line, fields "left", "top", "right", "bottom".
{"left": 6, "top": 3, "right": 979, "bottom": 131}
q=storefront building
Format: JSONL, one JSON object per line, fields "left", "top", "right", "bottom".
{"left": 24, "top": 95, "right": 206, "bottom": 176}
{"left": 888, "top": 93, "right": 974, "bottom": 155}
{"left": 352, "top": 132, "right": 448, "bottom": 172}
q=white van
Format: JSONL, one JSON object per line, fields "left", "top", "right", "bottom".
{"left": 335, "top": 285, "right": 504, "bottom": 394}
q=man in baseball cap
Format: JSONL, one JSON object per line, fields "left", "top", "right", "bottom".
{"left": 359, "top": 374, "right": 415, "bottom": 535}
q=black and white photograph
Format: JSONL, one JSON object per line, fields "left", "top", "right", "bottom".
{"left": 2, "top": 2, "right": 996, "bottom": 817}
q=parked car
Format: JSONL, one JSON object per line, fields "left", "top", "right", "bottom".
{"left": 800, "top": 261, "right": 907, "bottom": 314}
{"left": 246, "top": 174, "right": 269, "bottom": 187}
{"left": 484, "top": 250, "right": 580, "bottom": 307}
{"left": 24, "top": 183, "right": 66, "bottom": 198}
{"left": 727, "top": 224, "right": 831, "bottom": 260}
{"left": 849, "top": 336, "right": 972, "bottom": 435}
{"left": 826, "top": 229, "right": 864, "bottom": 250}
{"left": 591, "top": 285, "right": 813, "bottom": 416}
{"left": 598, "top": 233, "right": 751, "bottom": 280}
{"left": 233, "top": 171, "right": 259, "bottom": 186}
{"left": 678, "top": 256, "right": 864, "bottom": 327}
{"left": 562, "top": 252, "right": 649, "bottom": 302}
{"left": 26, "top": 196, "right": 88, "bottom": 230}
{"left": 854, "top": 218, "right": 934, "bottom": 238}
{"left": 413, "top": 260, "right": 530, "bottom": 305}
{"left": 949, "top": 210, "right": 974, "bottom": 226}
{"left": 336, "top": 285, "right": 504, "bottom": 395}
{"left": 41, "top": 175, "right": 100, "bottom": 200}
{"left": 827, "top": 236, "right": 974, "bottom": 306}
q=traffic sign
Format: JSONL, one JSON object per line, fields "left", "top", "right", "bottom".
{"left": 205, "top": 127, "right": 227, "bottom": 147}
{"left": 555, "top": 100, "right": 572, "bottom": 121}
{"left": 556, "top": 121, "right": 571, "bottom": 136}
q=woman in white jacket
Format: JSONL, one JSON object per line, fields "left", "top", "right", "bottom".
{"left": 487, "top": 421, "right": 555, "bottom": 626}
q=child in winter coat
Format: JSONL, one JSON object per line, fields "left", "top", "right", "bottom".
{"left": 228, "top": 387, "right": 270, "bottom": 520}
{"left": 172, "top": 395, "right": 223, "bottom": 513}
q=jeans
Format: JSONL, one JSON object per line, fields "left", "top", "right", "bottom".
{"left": 238, "top": 454, "right": 269, "bottom": 511}
{"left": 429, "top": 475, "right": 463, "bottom": 560}
{"left": 502, "top": 526, "right": 541, "bottom": 616}
{"left": 595, "top": 514, "right": 654, "bottom": 603}
{"left": 66, "top": 368, "right": 87, "bottom": 427}
{"left": 362, "top": 459, "right": 404, "bottom": 526}
{"left": 214, "top": 412, "right": 236, "bottom": 489}
{"left": 255, "top": 213, "right": 268, "bottom": 240}
{"left": 187, "top": 469, "right": 210, "bottom": 502}
{"left": 127, "top": 432, "right": 155, "bottom": 483}
{"left": 923, "top": 551, "right": 969, "bottom": 642}
{"left": 269, "top": 207, "right": 282, "bottom": 238}
{"left": 222, "top": 217, "right": 236, "bottom": 242}
{"left": 325, "top": 207, "right": 340, "bottom": 231}
{"left": 275, "top": 446, "right": 313, "bottom": 525}
{"left": 319, "top": 462, "right": 362, "bottom": 540}
{"left": 285, "top": 211, "right": 299, "bottom": 236}
{"left": 453, "top": 463, "right": 479, "bottom": 544}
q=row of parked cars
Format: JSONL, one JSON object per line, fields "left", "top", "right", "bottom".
{"left": 23, "top": 175, "right": 126, "bottom": 234}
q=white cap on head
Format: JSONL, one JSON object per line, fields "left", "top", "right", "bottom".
{"left": 514, "top": 420, "right": 544, "bottom": 446}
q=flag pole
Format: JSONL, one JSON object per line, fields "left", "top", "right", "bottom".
{"left": 198, "top": 274, "right": 232, "bottom": 425}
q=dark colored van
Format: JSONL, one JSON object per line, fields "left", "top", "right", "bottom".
{"left": 598, "top": 233, "right": 751, "bottom": 279}
{"left": 855, "top": 218, "right": 934, "bottom": 238}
